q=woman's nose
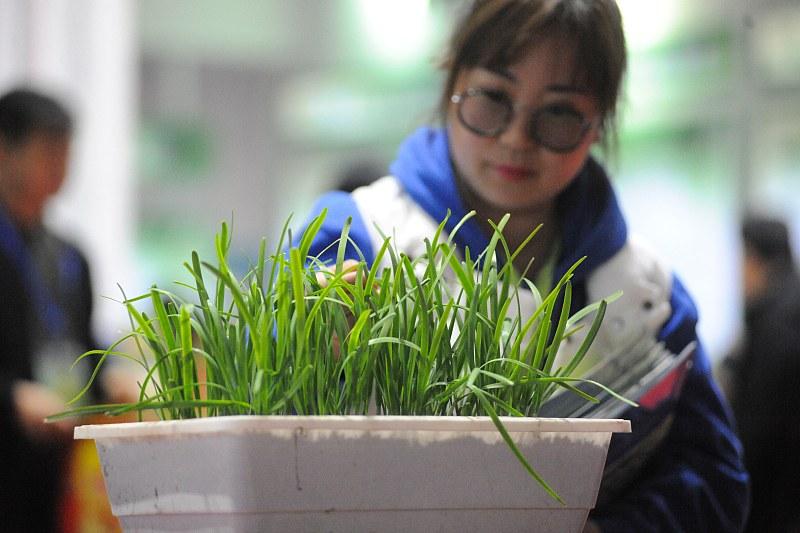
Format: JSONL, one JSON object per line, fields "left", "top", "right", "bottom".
{"left": 497, "top": 110, "right": 534, "bottom": 149}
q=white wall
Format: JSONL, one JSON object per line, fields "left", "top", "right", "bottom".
{"left": 0, "top": 0, "right": 138, "bottom": 344}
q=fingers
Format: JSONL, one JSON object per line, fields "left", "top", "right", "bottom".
{"left": 315, "top": 259, "right": 362, "bottom": 287}
{"left": 340, "top": 259, "right": 360, "bottom": 284}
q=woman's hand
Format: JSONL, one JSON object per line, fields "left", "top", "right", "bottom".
{"left": 315, "top": 259, "right": 362, "bottom": 287}
{"left": 315, "top": 259, "right": 363, "bottom": 359}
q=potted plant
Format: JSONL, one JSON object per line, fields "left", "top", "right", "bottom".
{"left": 56, "top": 211, "right": 632, "bottom": 532}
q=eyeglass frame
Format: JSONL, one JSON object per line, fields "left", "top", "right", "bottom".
{"left": 450, "top": 87, "right": 597, "bottom": 153}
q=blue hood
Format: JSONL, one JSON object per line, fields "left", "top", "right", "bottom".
{"left": 389, "top": 126, "right": 628, "bottom": 285}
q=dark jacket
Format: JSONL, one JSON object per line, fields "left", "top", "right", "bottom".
{"left": 0, "top": 205, "right": 95, "bottom": 533}
{"left": 730, "top": 267, "right": 800, "bottom": 532}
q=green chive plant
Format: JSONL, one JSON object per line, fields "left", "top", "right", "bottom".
{"left": 56, "top": 210, "right": 631, "bottom": 502}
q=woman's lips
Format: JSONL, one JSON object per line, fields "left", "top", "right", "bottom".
{"left": 493, "top": 164, "right": 532, "bottom": 181}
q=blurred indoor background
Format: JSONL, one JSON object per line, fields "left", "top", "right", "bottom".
{"left": 1, "top": 0, "right": 799, "bottom": 363}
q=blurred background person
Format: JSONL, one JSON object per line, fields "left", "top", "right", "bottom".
{"left": 0, "top": 87, "right": 97, "bottom": 533}
{"left": 721, "top": 215, "right": 800, "bottom": 532}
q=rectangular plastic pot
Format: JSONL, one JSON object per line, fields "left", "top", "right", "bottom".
{"left": 75, "top": 415, "right": 630, "bottom": 532}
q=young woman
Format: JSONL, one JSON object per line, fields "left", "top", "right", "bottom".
{"left": 299, "top": 1, "right": 749, "bottom": 530}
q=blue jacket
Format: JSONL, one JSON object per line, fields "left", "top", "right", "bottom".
{"left": 301, "top": 127, "right": 749, "bottom": 532}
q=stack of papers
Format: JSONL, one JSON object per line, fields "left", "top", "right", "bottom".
{"left": 539, "top": 339, "right": 696, "bottom": 418}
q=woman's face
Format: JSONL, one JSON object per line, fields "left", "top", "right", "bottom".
{"left": 447, "top": 38, "right": 601, "bottom": 214}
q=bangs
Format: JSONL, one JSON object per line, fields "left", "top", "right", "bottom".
{"left": 440, "top": 0, "right": 626, "bottom": 140}
{"left": 472, "top": 11, "right": 597, "bottom": 98}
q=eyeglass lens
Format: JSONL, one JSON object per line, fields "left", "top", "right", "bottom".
{"left": 456, "top": 89, "right": 588, "bottom": 152}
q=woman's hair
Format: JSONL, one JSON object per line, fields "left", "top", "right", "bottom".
{"left": 439, "top": 0, "right": 627, "bottom": 142}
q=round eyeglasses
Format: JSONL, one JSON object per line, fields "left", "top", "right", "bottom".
{"left": 450, "top": 88, "right": 594, "bottom": 153}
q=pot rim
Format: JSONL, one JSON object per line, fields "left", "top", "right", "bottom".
{"left": 74, "top": 414, "right": 630, "bottom": 439}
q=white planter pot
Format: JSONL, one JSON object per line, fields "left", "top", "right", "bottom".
{"left": 75, "top": 415, "right": 629, "bottom": 533}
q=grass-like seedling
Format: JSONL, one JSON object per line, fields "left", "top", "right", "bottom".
{"left": 55, "top": 210, "right": 631, "bottom": 503}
